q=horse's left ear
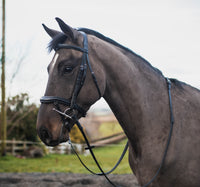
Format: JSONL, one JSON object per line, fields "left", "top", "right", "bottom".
{"left": 55, "top": 17, "right": 77, "bottom": 41}
{"left": 42, "top": 24, "right": 61, "bottom": 38}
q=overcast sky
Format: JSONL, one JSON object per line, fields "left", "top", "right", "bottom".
{"left": 1, "top": 0, "right": 200, "bottom": 110}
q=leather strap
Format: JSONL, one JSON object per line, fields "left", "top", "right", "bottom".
{"left": 40, "top": 96, "right": 86, "bottom": 116}
{"left": 56, "top": 44, "right": 88, "bottom": 53}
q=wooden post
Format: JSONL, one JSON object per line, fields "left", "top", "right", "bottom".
{"left": 23, "top": 141, "right": 27, "bottom": 151}
{"left": 1, "top": 0, "right": 7, "bottom": 156}
{"left": 11, "top": 138, "right": 15, "bottom": 156}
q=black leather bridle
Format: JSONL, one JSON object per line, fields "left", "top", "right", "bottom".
{"left": 40, "top": 32, "right": 101, "bottom": 123}
{"left": 40, "top": 30, "right": 174, "bottom": 187}
{"left": 40, "top": 31, "right": 102, "bottom": 131}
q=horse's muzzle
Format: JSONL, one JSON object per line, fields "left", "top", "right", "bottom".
{"left": 37, "top": 126, "right": 68, "bottom": 146}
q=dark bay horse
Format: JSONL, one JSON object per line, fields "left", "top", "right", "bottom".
{"left": 36, "top": 18, "right": 200, "bottom": 187}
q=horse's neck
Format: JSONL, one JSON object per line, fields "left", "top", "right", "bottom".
{"left": 92, "top": 38, "right": 170, "bottom": 156}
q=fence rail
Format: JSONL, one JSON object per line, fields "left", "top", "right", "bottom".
{"left": 0, "top": 139, "right": 41, "bottom": 156}
{"left": 0, "top": 140, "right": 87, "bottom": 156}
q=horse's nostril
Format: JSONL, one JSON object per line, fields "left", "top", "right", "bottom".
{"left": 41, "top": 129, "right": 49, "bottom": 139}
{"left": 38, "top": 126, "right": 62, "bottom": 146}
{"left": 39, "top": 127, "right": 52, "bottom": 143}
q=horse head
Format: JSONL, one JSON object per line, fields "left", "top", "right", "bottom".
{"left": 36, "top": 18, "right": 105, "bottom": 146}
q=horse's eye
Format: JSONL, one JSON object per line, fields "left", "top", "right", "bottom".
{"left": 64, "top": 66, "right": 73, "bottom": 74}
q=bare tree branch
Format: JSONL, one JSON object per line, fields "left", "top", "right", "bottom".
{"left": 7, "top": 105, "right": 35, "bottom": 136}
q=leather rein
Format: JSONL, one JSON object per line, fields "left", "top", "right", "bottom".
{"left": 40, "top": 31, "right": 174, "bottom": 187}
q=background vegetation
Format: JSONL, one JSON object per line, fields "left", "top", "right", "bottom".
{"left": 6, "top": 93, "right": 38, "bottom": 142}
{"left": 99, "top": 122, "right": 123, "bottom": 137}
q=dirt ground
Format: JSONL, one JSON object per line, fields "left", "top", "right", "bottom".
{"left": 0, "top": 173, "right": 139, "bottom": 187}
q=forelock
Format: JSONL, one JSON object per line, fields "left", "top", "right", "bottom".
{"left": 48, "top": 33, "right": 67, "bottom": 53}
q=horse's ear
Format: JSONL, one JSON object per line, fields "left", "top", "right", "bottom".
{"left": 42, "top": 24, "right": 61, "bottom": 38}
{"left": 55, "top": 17, "right": 76, "bottom": 41}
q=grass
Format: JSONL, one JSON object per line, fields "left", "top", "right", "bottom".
{"left": 99, "top": 122, "right": 123, "bottom": 137}
{"left": 0, "top": 141, "right": 131, "bottom": 174}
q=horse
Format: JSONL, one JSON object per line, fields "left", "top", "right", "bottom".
{"left": 36, "top": 18, "right": 200, "bottom": 187}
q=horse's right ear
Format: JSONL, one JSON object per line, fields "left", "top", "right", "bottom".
{"left": 42, "top": 24, "right": 60, "bottom": 38}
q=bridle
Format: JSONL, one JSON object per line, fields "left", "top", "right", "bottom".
{"left": 40, "top": 30, "right": 174, "bottom": 187}
{"left": 40, "top": 31, "right": 101, "bottom": 128}
{"left": 40, "top": 31, "right": 102, "bottom": 131}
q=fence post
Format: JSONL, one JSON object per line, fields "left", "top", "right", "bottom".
{"left": 23, "top": 141, "right": 27, "bottom": 151}
{"left": 11, "top": 138, "right": 15, "bottom": 155}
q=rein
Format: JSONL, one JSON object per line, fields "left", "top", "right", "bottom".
{"left": 142, "top": 78, "right": 174, "bottom": 187}
{"left": 40, "top": 31, "right": 174, "bottom": 187}
{"left": 70, "top": 118, "right": 129, "bottom": 187}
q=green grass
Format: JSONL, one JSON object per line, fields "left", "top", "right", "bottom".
{"left": 0, "top": 141, "right": 131, "bottom": 174}
{"left": 99, "top": 122, "right": 123, "bottom": 137}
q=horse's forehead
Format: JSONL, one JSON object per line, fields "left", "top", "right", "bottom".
{"left": 51, "top": 53, "right": 59, "bottom": 69}
{"left": 49, "top": 49, "right": 83, "bottom": 73}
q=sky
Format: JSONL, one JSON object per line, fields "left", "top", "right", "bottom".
{"left": 1, "top": 0, "right": 200, "bottom": 110}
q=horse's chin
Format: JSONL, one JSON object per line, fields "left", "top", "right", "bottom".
{"left": 44, "top": 137, "right": 69, "bottom": 147}
{"left": 41, "top": 126, "right": 69, "bottom": 147}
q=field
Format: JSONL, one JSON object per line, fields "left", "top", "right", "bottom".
{"left": 0, "top": 141, "right": 131, "bottom": 174}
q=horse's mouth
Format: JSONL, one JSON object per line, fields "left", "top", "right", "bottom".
{"left": 45, "top": 137, "right": 68, "bottom": 147}
{"left": 43, "top": 133, "right": 69, "bottom": 146}
{"left": 38, "top": 125, "right": 69, "bottom": 147}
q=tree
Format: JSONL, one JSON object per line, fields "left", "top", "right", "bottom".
{"left": 69, "top": 125, "right": 87, "bottom": 143}
{"left": 6, "top": 93, "right": 39, "bottom": 142}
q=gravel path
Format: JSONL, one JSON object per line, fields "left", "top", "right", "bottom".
{"left": 0, "top": 173, "right": 139, "bottom": 187}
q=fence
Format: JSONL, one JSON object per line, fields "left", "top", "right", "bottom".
{"left": 0, "top": 139, "right": 41, "bottom": 156}
{"left": 47, "top": 142, "right": 87, "bottom": 155}
{"left": 0, "top": 139, "right": 87, "bottom": 156}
